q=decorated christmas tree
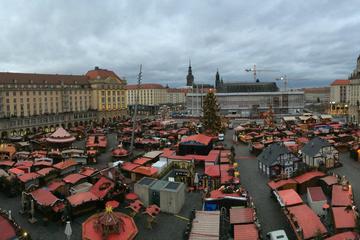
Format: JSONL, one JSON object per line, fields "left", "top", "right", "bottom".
{"left": 201, "top": 89, "right": 222, "bottom": 134}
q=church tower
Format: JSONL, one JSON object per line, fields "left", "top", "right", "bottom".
{"left": 215, "top": 69, "right": 220, "bottom": 89}
{"left": 186, "top": 60, "right": 194, "bottom": 86}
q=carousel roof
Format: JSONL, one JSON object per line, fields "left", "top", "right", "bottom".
{"left": 46, "top": 127, "right": 76, "bottom": 143}
{"left": 0, "top": 214, "right": 17, "bottom": 240}
{"left": 82, "top": 211, "right": 138, "bottom": 240}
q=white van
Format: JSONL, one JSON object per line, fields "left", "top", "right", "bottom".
{"left": 266, "top": 230, "right": 289, "bottom": 240}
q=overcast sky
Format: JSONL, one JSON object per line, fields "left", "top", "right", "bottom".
{"left": 0, "top": 1, "right": 359, "bottom": 88}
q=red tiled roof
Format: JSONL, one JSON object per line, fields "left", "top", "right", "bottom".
{"left": 267, "top": 179, "right": 297, "bottom": 190}
{"left": 0, "top": 72, "right": 89, "bottom": 85}
{"left": 90, "top": 177, "right": 115, "bottom": 199}
{"left": 121, "top": 162, "right": 140, "bottom": 172}
{"left": 233, "top": 224, "right": 259, "bottom": 240}
{"left": 47, "top": 180, "right": 65, "bottom": 192}
{"left": 0, "top": 161, "right": 15, "bottom": 167}
{"left": 331, "top": 79, "right": 350, "bottom": 86}
{"left": 53, "top": 159, "right": 78, "bottom": 170}
{"left": 308, "top": 187, "right": 327, "bottom": 202}
{"left": 332, "top": 185, "right": 352, "bottom": 207}
{"left": 321, "top": 175, "right": 338, "bottom": 186}
{"left": 67, "top": 191, "right": 99, "bottom": 207}
{"left": 132, "top": 166, "right": 158, "bottom": 176}
{"left": 209, "top": 189, "right": 241, "bottom": 199}
{"left": 33, "top": 160, "right": 53, "bottom": 167}
{"left": 125, "top": 83, "right": 165, "bottom": 90}
{"left": 205, "top": 165, "right": 220, "bottom": 177}
{"left": 36, "top": 167, "right": 56, "bottom": 176}
{"left": 15, "top": 160, "right": 33, "bottom": 168}
{"left": 332, "top": 207, "right": 356, "bottom": 230}
{"left": 133, "top": 157, "right": 152, "bottom": 165}
{"left": 287, "top": 204, "right": 327, "bottom": 239}
{"left": 30, "top": 188, "right": 60, "bottom": 206}
{"left": 79, "top": 167, "right": 97, "bottom": 177}
{"left": 8, "top": 168, "right": 24, "bottom": 176}
{"left": 181, "top": 134, "right": 213, "bottom": 145}
{"left": 325, "top": 231, "right": 359, "bottom": 240}
{"left": 230, "top": 207, "right": 255, "bottom": 224}
{"left": 86, "top": 68, "right": 122, "bottom": 81}
{"left": 277, "top": 189, "right": 303, "bottom": 206}
{"left": 63, "top": 173, "right": 87, "bottom": 184}
{"left": 17, "top": 172, "right": 40, "bottom": 183}
{"left": 293, "top": 171, "right": 325, "bottom": 184}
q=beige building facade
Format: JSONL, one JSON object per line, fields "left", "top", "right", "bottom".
{"left": 126, "top": 84, "right": 168, "bottom": 106}
{"left": 347, "top": 55, "right": 360, "bottom": 123}
{"left": 329, "top": 79, "right": 350, "bottom": 116}
{"left": 0, "top": 67, "right": 127, "bottom": 137}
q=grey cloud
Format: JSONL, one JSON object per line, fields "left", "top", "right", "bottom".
{"left": 0, "top": 0, "right": 359, "bottom": 88}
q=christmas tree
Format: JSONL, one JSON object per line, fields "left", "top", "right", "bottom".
{"left": 201, "top": 89, "right": 222, "bottom": 134}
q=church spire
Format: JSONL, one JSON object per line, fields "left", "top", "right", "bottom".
{"left": 215, "top": 68, "right": 220, "bottom": 89}
{"left": 186, "top": 59, "right": 194, "bottom": 86}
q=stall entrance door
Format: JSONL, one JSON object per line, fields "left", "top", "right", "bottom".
{"left": 151, "top": 191, "right": 160, "bottom": 206}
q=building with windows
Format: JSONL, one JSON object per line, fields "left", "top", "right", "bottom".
{"left": 303, "top": 87, "right": 330, "bottom": 104}
{"left": 0, "top": 67, "right": 127, "bottom": 137}
{"left": 329, "top": 80, "right": 350, "bottom": 116}
{"left": 166, "top": 88, "right": 188, "bottom": 105}
{"left": 187, "top": 91, "right": 304, "bottom": 117}
{"left": 348, "top": 55, "right": 360, "bottom": 123}
{"left": 126, "top": 83, "right": 168, "bottom": 106}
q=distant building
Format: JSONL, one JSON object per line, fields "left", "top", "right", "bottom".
{"left": 303, "top": 87, "right": 330, "bottom": 104}
{"left": 126, "top": 83, "right": 167, "bottom": 106}
{"left": 0, "top": 67, "right": 127, "bottom": 137}
{"left": 215, "top": 70, "right": 279, "bottom": 93}
{"left": 186, "top": 91, "right": 304, "bottom": 117}
{"left": 166, "top": 88, "right": 188, "bottom": 105}
{"left": 329, "top": 80, "right": 350, "bottom": 116}
{"left": 348, "top": 55, "right": 360, "bottom": 123}
{"left": 186, "top": 61, "right": 194, "bottom": 87}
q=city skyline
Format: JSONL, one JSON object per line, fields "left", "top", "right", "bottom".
{"left": 0, "top": 1, "right": 359, "bottom": 88}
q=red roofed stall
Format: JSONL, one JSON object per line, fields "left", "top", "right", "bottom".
{"left": 267, "top": 179, "right": 297, "bottom": 191}
{"left": 90, "top": 177, "right": 115, "bottom": 200}
{"left": 66, "top": 191, "right": 99, "bottom": 217}
{"left": 179, "top": 134, "right": 213, "bottom": 156}
{"left": 331, "top": 185, "right": 353, "bottom": 207}
{"left": 275, "top": 189, "right": 303, "bottom": 207}
{"left": 293, "top": 171, "right": 326, "bottom": 194}
{"left": 17, "top": 172, "right": 40, "bottom": 191}
{"left": 30, "top": 188, "right": 65, "bottom": 219}
{"left": 233, "top": 224, "right": 259, "bottom": 240}
{"left": 286, "top": 204, "right": 327, "bottom": 240}
{"left": 53, "top": 159, "right": 79, "bottom": 176}
{"left": 331, "top": 207, "right": 356, "bottom": 233}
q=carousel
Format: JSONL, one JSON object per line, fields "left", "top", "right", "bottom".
{"left": 45, "top": 127, "right": 76, "bottom": 148}
{"left": 111, "top": 143, "right": 130, "bottom": 160}
{"left": 82, "top": 202, "right": 138, "bottom": 240}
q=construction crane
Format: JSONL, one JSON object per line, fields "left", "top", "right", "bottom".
{"left": 276, "top": 75, "right": 288, "bottom": 92}
{"left": 245, "top": 64, "right": 277, "bottom": 82}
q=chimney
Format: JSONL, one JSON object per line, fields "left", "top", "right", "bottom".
{"left": 95, "top": 66, "right": 99, "bottom": 70}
